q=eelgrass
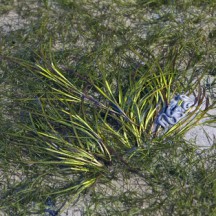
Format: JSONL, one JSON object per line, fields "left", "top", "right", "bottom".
{"left": 0, "top": 0, "right": 216, "bottom": 215}
{"left": 1, "top": 52, "right": 214, "bottom": 214}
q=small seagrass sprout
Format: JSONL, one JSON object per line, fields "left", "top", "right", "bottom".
{"left": 157, "top": 94, "right": 195, "bottom": 130}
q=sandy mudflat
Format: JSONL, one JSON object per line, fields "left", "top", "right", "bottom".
{"left": 184, "top": 117, "right": 216, "bottom": 148}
